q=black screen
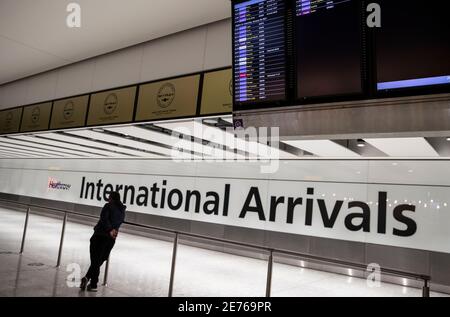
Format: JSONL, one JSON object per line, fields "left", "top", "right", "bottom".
{"left": 376, "top": 0, "right": 450, "bottom": 91}
{"left": 295, "top": 0, "right": 362, "bottom": 99}
{"left": 233, "top": 0, "right": 287, "bottom": 106}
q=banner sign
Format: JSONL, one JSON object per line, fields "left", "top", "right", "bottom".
{"left": 0, "top": 163, "right": 449, "bottom": 254}
{"left": 0, "top": 68, "right": 233, "bottom": 135}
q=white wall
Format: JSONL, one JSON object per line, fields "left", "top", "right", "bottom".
{"left": 0, "top": 19, "right": 232, "bottom": 110}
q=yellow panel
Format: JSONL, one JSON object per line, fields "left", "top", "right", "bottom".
{"left": 201, "top": 69, "right": 233, "bottom": 115}
{"left": 50, "top": 95, "right": 89, "bottom": 129}
{"left": 0, "top": 107, "right": 23, "bottom": 134}
{"left": 87, "top": 86, "right": 136, "bottom": 126}
{"left": 20, "top": 102, "right": 52, "bottom": 132}
{"left": 136, "top": 75, "right": 200, "bottom": 121}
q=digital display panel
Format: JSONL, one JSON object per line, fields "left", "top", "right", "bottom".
{"left": 376, "top": 0, "right": 450, "bottom": 91}
{"left": 233, "top": 0, "right": 287, "bottom": 106}
{"left": 295, "top": 0, "right": 363, "bottom": 99}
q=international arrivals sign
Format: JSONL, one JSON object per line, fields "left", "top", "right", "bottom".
{"left": 79, "top": 177, "right": 417, "bottom": 238}
{"left": 0, "top": 166, "right": 449, "bottom": 254}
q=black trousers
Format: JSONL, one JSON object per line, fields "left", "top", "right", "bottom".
{"left": 85, "top": 234, "right": 115, "bottom": 286}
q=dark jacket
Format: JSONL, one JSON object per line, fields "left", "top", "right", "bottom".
{"left": 94, "top": 202, "right": 126, "bottom": 236}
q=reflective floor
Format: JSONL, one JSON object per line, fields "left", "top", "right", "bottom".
{"left": 0, "top": 206, "right": 448, "bottom": 297}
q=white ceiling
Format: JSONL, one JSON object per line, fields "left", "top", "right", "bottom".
{"left": 364, "top": 138, "right": 440, "bottom": 158}
{"left": 1, "top": 116, "right": 449, "bottom": 160}
{"left": 0, "top": 0, "right": 231, "bottom": 85}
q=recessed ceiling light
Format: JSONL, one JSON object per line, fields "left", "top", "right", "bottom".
{"left": 357, "top": 139, "right": 366, "bottom": 147}
{"left": 446, "top": 137, "right": 450, "bottom": 141}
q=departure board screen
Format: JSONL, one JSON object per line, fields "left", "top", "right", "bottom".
{"left": 295, "top": 0, "right": 362, "bottom": 99}
{"left": 233, "top": 0, "right": 287, "bottom": 106}
{"left": 376, "top": 0, "right": 450, "bottom": 91}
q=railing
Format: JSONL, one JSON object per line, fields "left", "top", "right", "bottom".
{"left": 0, "top": 198, "right": 431, "bottom": 297}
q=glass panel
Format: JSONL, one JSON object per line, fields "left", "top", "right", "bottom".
{"left": 173, "top": 241, "right": 267, "bottom": 297}
{"left": 0, "top": 205, "right": 26, "bottom": 252}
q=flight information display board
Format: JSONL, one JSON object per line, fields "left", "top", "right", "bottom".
{"left": 376, "top": 0, "right": 450, "bottom": 92}
{"left": 295, "top": 0, "right": 363, "bottom": 99}
{"left": 233, "top": 0, "right": 287, "bottom": 108}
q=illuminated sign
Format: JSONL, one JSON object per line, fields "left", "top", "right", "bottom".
{"left": 20, "top": 102, "right": 52, "bottom": 132}
{"left": 136, "top": 75, "right": 200, "bottom": 121}
{"left": 50, "top": 95, "right": 89, "bottom": 129}
{"left": 1, "top": 160, "right": 449, "bottom": 253}
{"left": 201, "top": 69, "right": 233, "bottom": 115}
{"left": 0, "top": 108, "right": 22, "bottom": 134}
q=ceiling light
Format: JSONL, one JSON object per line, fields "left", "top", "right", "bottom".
{"left": 356, "top": 139, "right": 366, "bottom": 147}
{"left": 446, "top": 137, "right": 450, "bottom": 141}
{"left": 203, "top": 118, "right": 219, "bottom": 125}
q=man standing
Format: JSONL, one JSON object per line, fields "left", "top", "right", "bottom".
{"left": 80, "top": 191, "right": 126, "bottom": 292}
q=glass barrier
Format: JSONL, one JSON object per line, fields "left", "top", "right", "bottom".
{"left": 172, "top": 238, "right": 267, "bottom": 297}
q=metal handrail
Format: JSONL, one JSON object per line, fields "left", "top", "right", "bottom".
{"left": 0, "top": 197, "right": 431, "bottom": 297}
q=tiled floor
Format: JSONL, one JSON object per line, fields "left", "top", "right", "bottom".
{"left": 0, "top": 206, "right": 448, "bottom": 297}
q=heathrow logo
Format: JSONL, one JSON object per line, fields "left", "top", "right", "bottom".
{"left": 103, "top": 93, "right": 118, "bottom": 115}
{"left": 157, "top": 83, "right": 176, "bottom": 108}
{"left": 48, "top": 177, "right": 72, "bottom": 191}
{"left": 31, "top": 107, "right": 41, "bottom": 124}
{"left": 63, "top": 101, "right": 75, "bottom": 120}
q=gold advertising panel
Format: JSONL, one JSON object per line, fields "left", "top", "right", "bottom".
{"left": 87, "top": 86, "right": 136, "bottom": 126}
{"left": 20, "top": 102, "right": 52, "bottom": 132}
{"left": 0, "top": 107, "right": 23, "bottom": 134}
{"left": 50, "top": 95, "right": 89, "bottom": 129}
{"left": 200, "top": 69, "right": 233, "bottom": 115}
{"left": 136, "top": 75, "right": 200, "bottom": 121}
